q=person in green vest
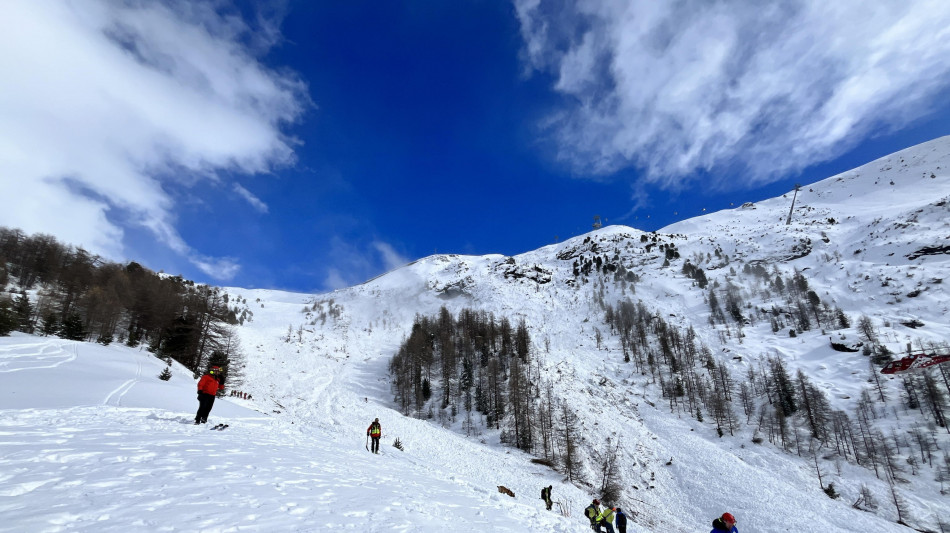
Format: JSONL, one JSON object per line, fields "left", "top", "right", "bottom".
{"left": 597, "top": 506, "right": 616, "bottom": 533}
{"left": 584, "top": 499, "right": 603, "bottom": 532}
{"left": 366, "top": 418, "right": 382, "bottom": 454}
{"left": 540, "top": 485, "right": 553, "bottom": 510}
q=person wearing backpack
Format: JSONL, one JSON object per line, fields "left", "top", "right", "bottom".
{"left": 585, "top": 499, "right": 603, "bottom": 532}
{"left": 366, "top": 418, "right": 382, "bottom": 454}
{"left": 615, "top": 507, "right": 628, "bottom": 533}
{"left": 540, "top": 485, "right": 553, "bottom": 510}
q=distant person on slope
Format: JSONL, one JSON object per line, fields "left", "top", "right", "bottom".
{"left": 195, "top": 366, "right": 222, "bottom": 424}
{"left": 585, "top": 499, "right": 603, "bottom": 532}
{"left": 711, "top": 512, "right": 738, "bottom": 533}
{"left": 367, "top": 418, "right": 382, "bottom": 454}
{"left": 541, "top": 485, "right": 553, "bottom": 510}
{"left": 614, "top": 507, "right": 627, "bottom": 533}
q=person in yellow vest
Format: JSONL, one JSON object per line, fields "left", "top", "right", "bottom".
{"left": 597, "top": 506, "right": 616, "bottom": 533}
{"left": 366, "top": 418, "right": 382, "bottom": 454}
{"left": 584, "top": 499, "right": 602, "bottom": 532}
{"left": 541, "top": 485, "right": 553, "bottom": 510}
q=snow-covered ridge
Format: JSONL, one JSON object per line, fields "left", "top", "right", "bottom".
{"left": 228, "top": 136, "right": 949, "bottom": 530}
{"left": 3, "top": 137, "right": 950, "bottom": 531}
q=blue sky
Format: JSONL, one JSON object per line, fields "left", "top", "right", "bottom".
{"left": 3, "top": 1, "right": 950, "bottom": 293}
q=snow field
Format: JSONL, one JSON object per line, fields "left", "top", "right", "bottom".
{"left": 3, "top": 137, "right": 950, "bottom": 532}
{"left": 0, "top": 335, "right": 585, "bottom": 532}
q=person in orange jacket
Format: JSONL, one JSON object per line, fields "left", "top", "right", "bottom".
{"left": 195, "top": 366, "right": 222, "bottom": 424}
{"left": 367, "top": 418, "right": 382, "bottom": 453}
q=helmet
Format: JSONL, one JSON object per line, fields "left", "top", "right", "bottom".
{"left": 722, "top": 513, "right": 736, "bottom": 523}
{"left": 209, "top": 366, "right": 221, "bottom": 375}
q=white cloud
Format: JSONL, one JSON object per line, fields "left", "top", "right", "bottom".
{"left": 322, "top": 268, "right": 350, "bottom": 292}
{"left": 373, "top": 241, "right": 409, "bottom": 271}
{"left": 0, "top": 0, "right": 307, "bottom": 278}
{"left": 233, "top": 183, "right": 269, "bottom": 214}
{"left": 515, "top": 0, "right": 950, "bottom": 188}
{"left": 318, "top": 237, "right": 409, "bottom": 290}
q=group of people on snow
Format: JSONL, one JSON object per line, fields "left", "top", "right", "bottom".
{"left": 584, "top": 499, "right": 627, "bottom": 533}
{"left": 584, "top": 497, "right": 736, "bottom": 533}
{"left": 192, "top": 372, "right": 738, "bottom": 533}
{"left": 228, "top": 389, "right": 253, "bottom": 400}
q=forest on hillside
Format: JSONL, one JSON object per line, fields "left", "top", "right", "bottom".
{"left": 0, "top": 227, "right": 248, "bottom": 386}
{"left": 580, "top": 239, "right": 950, "bottom": 524}
{"left": 388, "top": 307, "right": 619, "bottom": 497}
{"left": 392, "top": 234, "right": 950, "bottom": 526}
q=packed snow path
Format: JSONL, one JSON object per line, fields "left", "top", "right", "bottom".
{"left": 0, "top": 407, "right": 553, "bottom": 532}
{"left": 0, "top": 336, "right": 580, "bottom": 532}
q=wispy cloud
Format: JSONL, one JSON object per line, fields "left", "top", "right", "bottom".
{"left": 514, "top": 0, "right": 950, "bottom": 188}
{"left": 0, "top": 0, "right": 308, "bottom": 279}
{"left": 233, "top": 183, "right": 269, "bottom": 214}
{"left": 321, "top": 237, "right": 410, "bottom": 290}
{"left": 373, "top": 241, "right": 409, "bottom": 271}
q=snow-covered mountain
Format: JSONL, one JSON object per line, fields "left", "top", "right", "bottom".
{"left": 2, "top": 137, "right": 949, "bottom": 532}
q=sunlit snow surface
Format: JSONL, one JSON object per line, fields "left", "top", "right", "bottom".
{"left": 3, "top": 137, "right": 950, "bottom": 532}
{"left": 0, "top": 335, "right": 576, "bottom": 532}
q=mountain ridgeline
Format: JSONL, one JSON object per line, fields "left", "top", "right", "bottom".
{"left": 336, "top": 136, "right": 949, "bottom": 530}
{"left": 2, "top": 136, "right": 950, "bottom": 531}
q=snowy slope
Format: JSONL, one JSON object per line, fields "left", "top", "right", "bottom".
{"left": 2, "top": 137, "right": 949, "bottom": 532}
{"left": 225, "top": 137, "right": 949, "bottom": 531}
{"left": 0, "top": 334, "right": 580, "bottom": 532}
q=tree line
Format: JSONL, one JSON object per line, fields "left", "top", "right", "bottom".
{"left": 389, "top": 307, "right": 606, "bottom": 495}
{"left": 601, "top": 283, "right": 949, "bottom": 523}
{"left": 0, "top": 227, "right": 247, "bottom": 386}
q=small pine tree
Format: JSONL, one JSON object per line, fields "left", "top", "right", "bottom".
{"left": 0, "top": 296, "right": 16, "bottom": 336}
{"left": 41, "top": 312, "right": 59, "bottom": 336}
{"left": 852, "top": 483, "right": 878, "bottom": 511}
{"left": 159, "top": 366, "right": 172, "bottom": 381}
{"left": 393, "top": 437, "right": 404, "bottom": 451}
{"left": 824, "top": 482, "right": 839, "bottom": 499}
{"left": 59, "top": 312, "right": 86, "bottom": 341}
{"left": 13, "top": 292, "right": 33, "bottom": 333}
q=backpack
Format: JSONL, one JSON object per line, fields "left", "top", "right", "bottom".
{"left": 541, "top": 488, "right": 546, "bottom": 500}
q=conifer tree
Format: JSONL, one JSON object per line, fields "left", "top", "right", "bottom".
{"left": 13, "top": 291, "right": 33, "bottom": 333}
{"left": 59, "top": 312, "right": 86, "bottom": 341}
{"left": 41, "top": 311, "right": 58, "bottom": 336}
{"left": 0, "top": 296, "right": 15, "bottom": 336}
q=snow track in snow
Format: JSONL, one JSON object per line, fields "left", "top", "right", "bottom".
{"left": 102, "top": 359, "right": 142, "bottom": 407}
{"left": 0, "top": 340, "right": 76, "bottom": 372}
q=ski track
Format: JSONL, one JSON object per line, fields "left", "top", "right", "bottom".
{"left": 0, "top": 340, "right": 76, "bottom": 373}
{"left": 102, "top": 358, "right": 142, "bottom": 407}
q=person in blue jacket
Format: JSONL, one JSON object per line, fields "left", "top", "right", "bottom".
{"left": 614, "top": 507, "right": 627, "bottom": 533}
{"left": 711, "top": 512, "right": 738, "bottom": 533}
